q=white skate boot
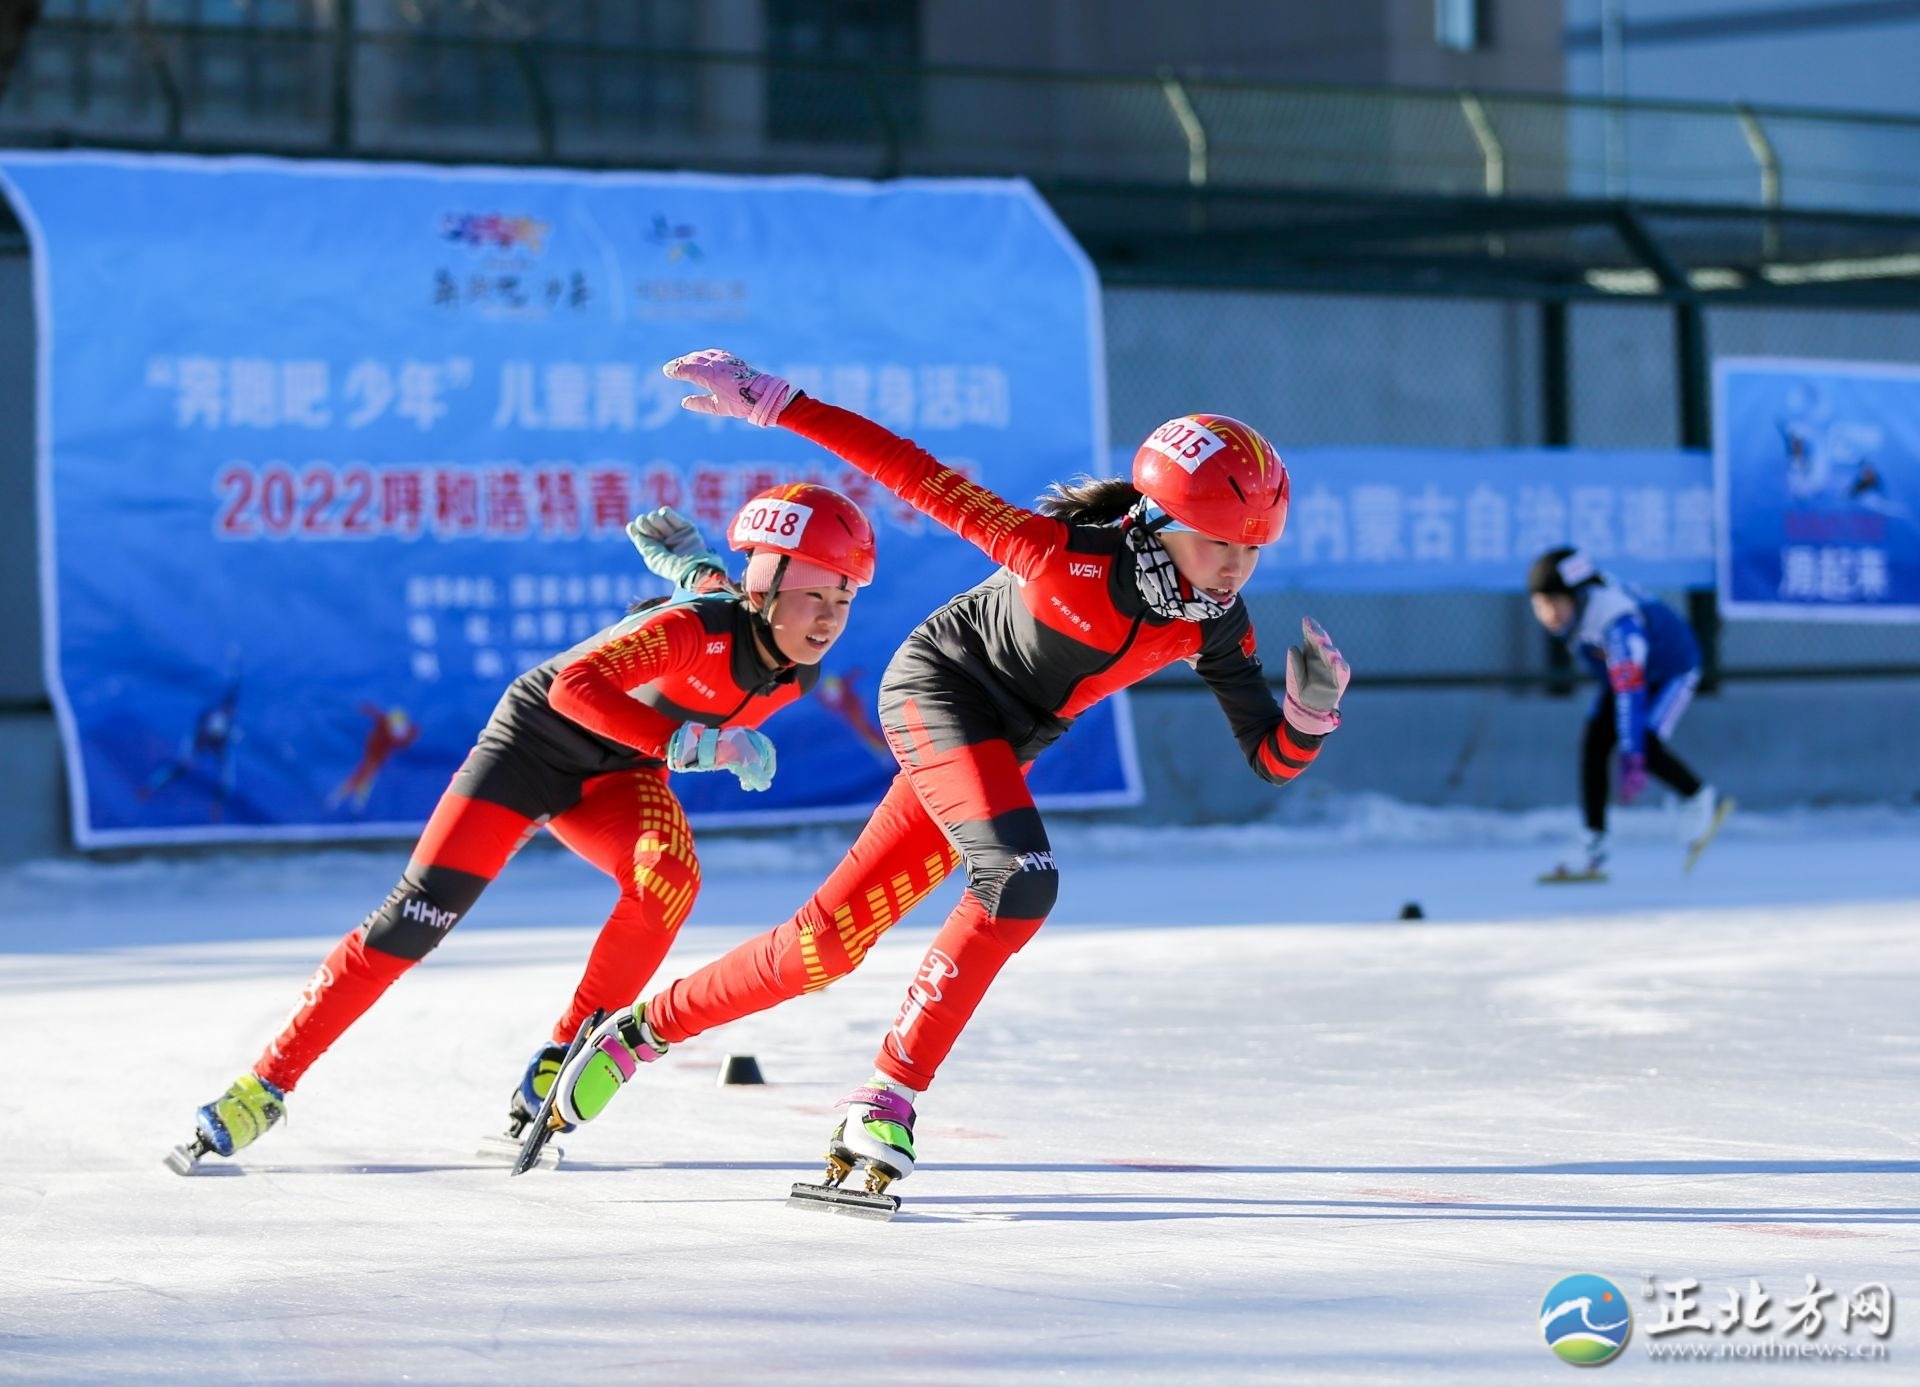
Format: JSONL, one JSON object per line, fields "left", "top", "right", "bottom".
{"left": 1541, "top": 830, "right": 1609, "bottom": 884}
{"left": 787, "top": 1080, "right": 919, "bottom": 1220}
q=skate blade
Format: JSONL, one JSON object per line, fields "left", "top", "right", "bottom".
{"left": 1538, "top": 868, "right": 1607, "bottom": 884}
{"left": 511, "top": 1008, "right": 602, "bottom": 1178}
{"left": 164, "top": 1139, "right": 239, "bottom": 1177}
{"left": 786, "top": 1181, "right": 900, "bottom": 1221}
{"left": 1683, "top": 797, "right": 1736, "bottom": 874}
{"left": 477, "top": 1131, "right": 561, "bottom": 1171}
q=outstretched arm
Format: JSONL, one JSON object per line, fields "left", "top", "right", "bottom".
{"left": 628, "top": 507, "right": 729, "bottom": 591}
{"left": 665, "top": 349, "right": 1067, "bottom": 579}
{"left": 1196, "top": 615, "right": 1349, "bottom": 786}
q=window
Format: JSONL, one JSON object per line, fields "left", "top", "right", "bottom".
{"left": 764, "top": 0, "right": 919, "bottom": 144}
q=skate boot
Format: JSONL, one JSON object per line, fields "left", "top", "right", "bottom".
{"left": 507, "top": 1041, "right": 571, "bottom": 1137}
{"left": 1541, "top": 830, "right": 1609, "bottom": 883}
{"left": 550, "top": 1004, "right": 667, "bottom": 1128}
{"left": 196, "top": 1073, "right": 287, "bottom": 1157}
{"left": 824, "top": 1082, "right": 918, "bottom": 1195}
{"left": 1681, "top": 786, "right": 1734, "bottom": 873}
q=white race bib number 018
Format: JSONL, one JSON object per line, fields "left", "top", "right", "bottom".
{"left": 1142, "top": 418, "right": 1226, "bottom": 474}
{"left": 730, "top": 496, "right": 813, "bottom": 549}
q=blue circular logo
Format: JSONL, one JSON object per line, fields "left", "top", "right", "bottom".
{"left": 1541, "top": 1273, "right": 1632, "bottom": 1366}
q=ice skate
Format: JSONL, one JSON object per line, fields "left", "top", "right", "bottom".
{"left": 507, "top": 1040, "right": 571, "bottom": 1137}
{"left": 476, "top": 1040, "right": 573, "bottom": 1168}
{"left": 1539, "top": 830, "right": 1609, "bottom": 884}
{"left": 1682, "top": 786, "right": 1734, "bottom": 873}
{"left": 788, "top": 1083, "right": 917, "bottom": 1221}
{"left": 548, "top": 1005, "right": 667, "bottom": 1129}
{"left": 166, "top": 1073, "right": 286, "bottom": 1174}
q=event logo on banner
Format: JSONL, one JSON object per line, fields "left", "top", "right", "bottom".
{"left": 0, "top": 153, "right": 1122, "bottom": 846}
{"left": 1715, "top": 358, "right": 1920, "bottom": 621}
{"left": 1112, "top": 446, "right": 1716, "bottom": 594}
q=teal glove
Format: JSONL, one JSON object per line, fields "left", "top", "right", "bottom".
{"left": 627, "top": 507, "right": 724, "bottom": 589}
{"left": 666, "top": 724, "right": 777, "bottom": 793}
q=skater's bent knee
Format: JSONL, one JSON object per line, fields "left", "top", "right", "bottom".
{"left": 967, "top": 847, "right": 1058, "bottom": 926}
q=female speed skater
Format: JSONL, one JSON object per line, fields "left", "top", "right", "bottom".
{"left": 171, "top": 481, "right": 879, "bottom": 1169}
{"left": 1528, "top": 545, "right": 1731, "bottom": 882}
{"left": 543, "top": 348, "right": 1352, "bottom": 1201}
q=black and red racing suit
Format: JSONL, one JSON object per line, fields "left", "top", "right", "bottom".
{"left": 257, "top": 586, "right": 816, "bottom": 1093}
{"left": 644, "top": 397, "right": 1327, "bottom": 1090}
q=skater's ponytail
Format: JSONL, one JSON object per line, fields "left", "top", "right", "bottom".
{"left": 1038, "top": 476, "right": 1142, "bottom": 526}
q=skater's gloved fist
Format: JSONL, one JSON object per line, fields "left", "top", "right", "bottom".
{"left": 627, "top": 507, "right": 723, "bottom": 588}
{"left": 1617, "top": 751, "right": 1648, "bottom": 804}
{"left": 663, "top": 349, "right": 798, "bottom": 428}
{"left": 666, "top": 723, "right": 778, "bottom": 792}
{"left": 1283, "top": 617, "right": 1350, "bottom": 736}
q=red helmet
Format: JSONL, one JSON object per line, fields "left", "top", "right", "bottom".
{"left": 727, "top": 482, "right": 877, "bottom": 589}
{"left": 1131, "top": 414, "right": 1289, "bottom": 546}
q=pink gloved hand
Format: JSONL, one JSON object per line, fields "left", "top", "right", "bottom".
{"left": 1284, "top": 617, "right": 1350, "bottom": 736}
{"left": 663, "top": 349, "right": 798, "bottom": 428}
{"left": 1618, "top": 751, "right": 1648, "bottom": 804}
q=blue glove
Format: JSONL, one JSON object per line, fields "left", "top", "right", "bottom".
{"left": 666, "top": 724, "right": 777, "bottom": 793}
{"left": 627, "top": 507, "right": 724, "bottom": 589}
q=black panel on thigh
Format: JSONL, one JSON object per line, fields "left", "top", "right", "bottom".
{"left": 358, "top": 862, "right": 491, "bottom": 961}
{"left": 948, "top": 806, "right": 1056, "bottom": 918}
{"left": 451, "top": 736, "right": 583, "bottom": 821}
{"left": 879, "top": 686, "right": 1006, "bottom": 764}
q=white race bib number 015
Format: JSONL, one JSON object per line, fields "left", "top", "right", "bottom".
{"left": 1141, "top": 418, "right": 1226, "bottom": 474}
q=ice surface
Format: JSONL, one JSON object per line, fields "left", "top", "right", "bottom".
{"left": 1, "top": 802, "right": 1916, "bottom": 1384}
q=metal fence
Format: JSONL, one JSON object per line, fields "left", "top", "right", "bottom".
{"left": 4, "top": 13, "right": 1919, "bottom": 698}
{"left": 12, "top": 11, "right": 1920, "bottom": 221}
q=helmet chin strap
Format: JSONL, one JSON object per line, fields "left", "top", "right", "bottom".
{"left": 747, "top": 554, "right": 795, "bottom": 670}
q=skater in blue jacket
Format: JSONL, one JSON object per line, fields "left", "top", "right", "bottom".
{"left": 1528, "top": 547, "right": 1730, "bottom": 880}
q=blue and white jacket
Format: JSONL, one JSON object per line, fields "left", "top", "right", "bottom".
{"left": 1563, "top": 576, "right": 1701, "bottom": 755}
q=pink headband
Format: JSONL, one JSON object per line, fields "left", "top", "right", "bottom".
{"left": 743, "top": 552, "right": 852, "bottom": 594}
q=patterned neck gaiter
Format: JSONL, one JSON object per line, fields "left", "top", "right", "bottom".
{"left": 1123, "top": 504, "right": 1231, "bottom": 623}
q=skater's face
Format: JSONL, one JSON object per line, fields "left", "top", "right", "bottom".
{"left": 759, "top": 585, "right": 853, "bottom": 665}
{"left": 1160, "top": 529, "right": 1260, "bottom": 604}
{"left": 1531, "top": 592, "right": 1575, "bottom": 633}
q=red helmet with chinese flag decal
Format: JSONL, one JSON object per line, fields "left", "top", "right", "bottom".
{"left": 1131, "top": 414, "right": 1289, "bottom": 546}
{"left": 728, "top": 482, "right": 877, "bottom": 592}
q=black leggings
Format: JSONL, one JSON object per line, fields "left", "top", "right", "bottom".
{"left": 1582, "top": 694, "right": 1701, "bottom": 832}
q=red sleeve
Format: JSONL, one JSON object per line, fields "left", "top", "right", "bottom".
{"left": 547, "top": 606, "right": 705, "bottom": 755}
{"left": 1255, "top": 722, "right": 1325, "bottom": 785}
{"left": 779, "top": 395, "right": 1067, "bottom": 580}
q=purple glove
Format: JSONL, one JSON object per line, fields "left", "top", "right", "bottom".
{"left": 1284, "top": 617, "right": 1350, "bottom": 736}
{"left": 663, "top": 349, "right": 797, "bottom": 428}
{"left": 1618, "top": 751, "right": 1647, "bottom": 804}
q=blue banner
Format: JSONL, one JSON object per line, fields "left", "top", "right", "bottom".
{"left": 0, "top": 152, "right": 1124, "bottom": 848}
{"left": 1715, "top": 358, "right": 1920, "bottom": 621}
{"left": 1108, "top": 445, "right": 1715, "bottom": 592}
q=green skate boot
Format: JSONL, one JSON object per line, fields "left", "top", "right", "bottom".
{"left": 787, "top": 1081, "right": 917, "bottom": 1220}
{"left": 166, "top": 1073, "right": 286, "bottom": 1174}
{"left": 550, "top": 1005, "right": 668, "bottom": 1128}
